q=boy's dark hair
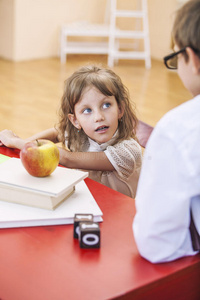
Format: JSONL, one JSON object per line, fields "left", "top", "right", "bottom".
{"left": 172, "top": 0, "right": 200, "bottom": 61}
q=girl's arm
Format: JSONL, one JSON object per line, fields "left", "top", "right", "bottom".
{"left": 58, "top": 147, "right": 115, "bottom": 171}
{"left": 26, "top": 128, "right": 60, "bottom": 144}
{"left": 0, "top": 128, "right": 59, "bottom": 150}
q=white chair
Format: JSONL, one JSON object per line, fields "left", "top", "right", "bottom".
{"left": 60, "top": 21, "right": 110, "bottom": 64}
{"left": 60, "top": 0, "right": 151, "bottom": 68}
{"left": 60, "top": 0, "right": 111, "bottom": 64}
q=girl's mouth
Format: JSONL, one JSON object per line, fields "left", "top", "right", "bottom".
{"left": 95, "top": 126, "right": 109, "bottom": 132}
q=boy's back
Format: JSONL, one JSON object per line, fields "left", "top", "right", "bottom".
{"left": 133, "top": 0, "right": 200, "bottom": 263}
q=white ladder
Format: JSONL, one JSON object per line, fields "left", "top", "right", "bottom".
{"left": 60, "top": 0, "right": 151, "bottom": 69}
{"left": 108, "top": 0, "right": 151, "bottom": 68}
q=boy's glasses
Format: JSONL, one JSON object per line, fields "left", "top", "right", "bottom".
{"left": 163, "top": 46, "right": 200, "bottom": 70}
{"left": 163, "top": 47, "right": 187, "bottom": 70}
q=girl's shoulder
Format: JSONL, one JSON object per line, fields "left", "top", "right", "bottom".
{"left": 108, "top": 138, "right": 142, "bottom": 156}
{"left": 105, "top": 138, "right": 142, "bottom": 174}
{"left": 114, "top": 138, "right": 141, "bottom": 148}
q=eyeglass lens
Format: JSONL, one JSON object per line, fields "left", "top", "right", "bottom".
{"left": 167, "top": 55, "right": 177, "bottom": 69}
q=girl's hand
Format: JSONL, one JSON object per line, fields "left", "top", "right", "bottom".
{"left": 0, "top": 130, "right": 26, "bottom": 149}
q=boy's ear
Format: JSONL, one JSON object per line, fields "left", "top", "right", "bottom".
{"left": 186, "top": 47, "right": 200, "bottom": 75}
{"left": 68, "top": 113, "right": 81, "bottom": 130}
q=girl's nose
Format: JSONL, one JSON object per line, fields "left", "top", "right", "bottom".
{"left": 94, "top": 110, "right": 104, "bottom": 122}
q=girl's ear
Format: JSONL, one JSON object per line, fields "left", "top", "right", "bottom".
{"left": 118, "top": 102, "right": 125, "bottom": 119}
{"left": 68, "top": 114, "right": 81, "bottom": 130}
{"left": 186, "top": 47, "right": 200, "bottom": 75}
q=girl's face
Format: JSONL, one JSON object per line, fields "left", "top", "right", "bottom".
{"left": 68, "top": 86, "right": 124, "bottom": 144}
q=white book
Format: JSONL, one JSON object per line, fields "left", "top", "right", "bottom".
{"left": 0, "top": 158, "right": 88, "bottom": 210}
{"left": 0, "top": 180, "right": 103, "bottom": 228}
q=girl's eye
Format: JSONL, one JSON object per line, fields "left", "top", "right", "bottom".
{"left": 102, "top": 102, "right": 111, "bottom": 109}
{"left": 82, "top": 108, "right": 92, "bottom": 114}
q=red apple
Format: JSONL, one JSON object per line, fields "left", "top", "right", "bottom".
{"left": 20, "top": 139, "right": 60, "bottom": 177}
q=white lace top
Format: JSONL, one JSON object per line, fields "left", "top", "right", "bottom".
{"left": 81, "top": 133, "right": 142, "bottom": 198}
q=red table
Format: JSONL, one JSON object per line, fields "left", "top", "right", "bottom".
{"left": 0, "top": 146, "right": 200, "bottom": 300}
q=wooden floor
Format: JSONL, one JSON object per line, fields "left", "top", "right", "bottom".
{"left": 0, "top": 55, "right": 191, "bottom": 138}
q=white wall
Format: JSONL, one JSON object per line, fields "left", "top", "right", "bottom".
{"left": 0, "top": 0, "right": 183, "bottom": 61}
{"left": 0, "top": 0, "right": 15, "bottom": 59}
{"left": 148, "top": 0, "right": 177, "bottom": 59}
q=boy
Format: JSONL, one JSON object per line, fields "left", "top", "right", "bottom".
{"left": 133, "top": 0, "right": 200, "bottom": 263}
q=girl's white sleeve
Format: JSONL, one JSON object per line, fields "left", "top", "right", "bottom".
{"left": 104, "top": 139, "right": 142, "bottom": 179}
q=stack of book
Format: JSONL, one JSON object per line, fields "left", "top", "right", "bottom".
{"left": 0, "top": 156, "right": 103, "bottom": 228}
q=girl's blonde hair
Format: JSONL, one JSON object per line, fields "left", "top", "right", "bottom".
{"left": 58, "top": 65, "right": 138, "bottom": 151}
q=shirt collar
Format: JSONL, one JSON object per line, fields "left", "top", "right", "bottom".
{"left": 88, "top": 130, "right": 119, "bottom": 151}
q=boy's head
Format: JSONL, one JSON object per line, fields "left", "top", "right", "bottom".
{"left": 172, "top": 0, "right": 200, "bottom": 61}
{"left": 164, "top": 0, "right": 200, "bottom": 96}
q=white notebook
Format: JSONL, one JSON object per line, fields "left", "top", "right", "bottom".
{"left": 0, "top": 180, "right": 103, "bottom": 228}
{"left": 0, "top": 157, "right": 88, "bottom": 195}
{"left": 0, "top": 158, "right": 88, "bottom": 209}
{"left": 0, "top": 157, "right": 103, "bottom": 227}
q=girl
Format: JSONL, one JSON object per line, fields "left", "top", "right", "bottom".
{"left": 0, "top": 65, "right": 142, "bottom": 198}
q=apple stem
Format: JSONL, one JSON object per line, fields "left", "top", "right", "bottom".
{"left": 36, "top": 139, "right": 41, "bottom": 146}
